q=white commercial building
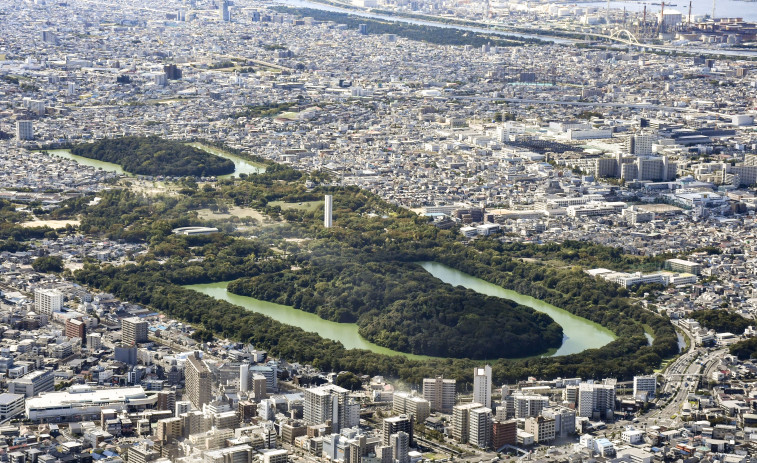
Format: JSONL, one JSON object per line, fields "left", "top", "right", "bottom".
{"left": 25, "top": 385, "right": 156, "bottom": 422}
{"left": 633, "top": 375, "right": 657, "bottom": 399}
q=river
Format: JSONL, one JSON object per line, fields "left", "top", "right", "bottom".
{"left": 185, "top": 262, "right": 616, "bottom": 360}
{"left": 276, "top": 0, "right": 757, "bottom": 57}
{"left": 274, "top": 0, "right": 575, "bottom": 44}
{"left": 42, "top": 145, "right": 266, "bottom": 178}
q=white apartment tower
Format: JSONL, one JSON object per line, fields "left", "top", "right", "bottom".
{"left": 324, "top": 195, "right": 333, "bottom": 228}
{"left": 16, "top": 121, "right": 33, "bottom": 140}
{"left": 239, "top": 364, "right": 249, "bottom": 393}
{"left": 473, "top": 365, "right": 492, "bottom": 409}
{"left": 34, "top": 288, "right": 63, "bottom": 316}
{"left": 303, "top": 384, "right": 357, "bottom": 432}
{"left": 468, "top": 407, "right": 493, "bottom": 449}
{"left": 577, "top": 381, "right": 616, "bottom": 420}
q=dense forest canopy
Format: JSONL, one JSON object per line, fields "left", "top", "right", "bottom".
{"left": 228, "top": 260, "right": 563, "bottom": 359}
{"left": 691, "top": 309, "right": 752, "bottom": 335}
{"left": 70, "top": 136, "right": 235, "bottom": 177}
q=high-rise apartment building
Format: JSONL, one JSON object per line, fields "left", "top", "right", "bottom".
{"left": 392, "top": 392, "right": 430, "bottom": 423}
{"left": 122, "top": 317, "right": 148, "bottom": 346}
{"left": 65, "top": 318, "right": 85, "bottom": 339}
{"left": 382, "top": 414, "right": 413, "bottom": 447}
{"left": 468, "top": 407, "right": 493, "bottom": 449}
{"left": 451, "top": 402, "right": 482, "bottom": 444}
{"left": 303, "top": 384, "right": 358, "bottom": 432}
{"left": 34, "top": 288, "right": 63, "bottom": 316}
{"left": 86, "top": 333, "right": 102, "bottom": 351}
{"left": 473, "top": 365, "right": 492, "bottom": 409}
{"left": 16, "top": 121, "right": 34, "bottom": 140}
{"left": 422, "top": 376, "right": 456, "bottom": 413}
{"left": 512, "top": 394, "right": 549, "bottom": 418}
{"left": 185, "top": 352, "right": 212, "bottom": 410}
{"left": 578, "top": 380, "right": 616, "bottom": 420}
{"left": 390, "top": 431, "right": 409, "bottom": 463}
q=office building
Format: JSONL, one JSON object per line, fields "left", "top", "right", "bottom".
{"left": 16, "top": 120, "right": 34, "bottom": 140}
{"left": 382, "top": 414, "right": 413, "bottom": 447}
{"left": 422, "top": 376, "right": 456, "bottom": 413}
{"left": 633, "top": 375, "right": 657, "bottom": 399}
{"left": 251, "top": 374, "right": 267, "bottom": 400}
{"left": 473, "top": 365, "right": 492, "bottom": 409}
{"left": 324, "top": 194, "right": 333, "bottom": 228}
{"left": 542, "top": 407, "right": 576, "bottom": 437}
{"left": 0, "top": 393, "right": 24, "bottom": 421}
{"left": 249, "top": 364, "right": 277, "bottom": 391}
{"left": 8, "top": 370, "right": 54, "bottom": 398}
{"left": 122, "top": 317, "right": 148, "bottom": 346}
{"left": 469, "top": 407, "right": 492, "bottom": 449}
{"left": 524, "top": 416, "right": 555, "bottom": 443}
{"left": 578, "top": 381, "right": 616, "bottom": 420}
{"left": 451, "top": 402, "right": 482, "bottom": 444}
{"left": 34, "top": 288, "right": 63, "bottom": 316}
{"left": 205, "top": 444, "right": 254, "bottom": 463}
{"left": 492, "top": 419, "right": 517, "bottom": 449}
{"left": 185, "top": 352, "right": 212, "bottom": 410}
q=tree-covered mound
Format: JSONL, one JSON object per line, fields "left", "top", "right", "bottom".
{"left": 71, "top": 136, "right": 235, "bottom": 177}
{"left": 228, "top": 260, "right": 563, "bottom": 359}
{"left": 44, "top": 152, "right": 680, "bottom": 385}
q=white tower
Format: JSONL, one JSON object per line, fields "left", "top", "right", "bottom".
{"left": 324, "top": 195, "right": 333, "bottom": 228}
{"left": 473, "top": 365, "right": 492, "bottom": 409}
{"left": 240, "top": 363, "right": 249, "bottom": 393}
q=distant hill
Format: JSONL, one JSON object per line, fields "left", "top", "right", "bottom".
{"left": 71, "top": 136, "right": 235, "bottom": 177}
